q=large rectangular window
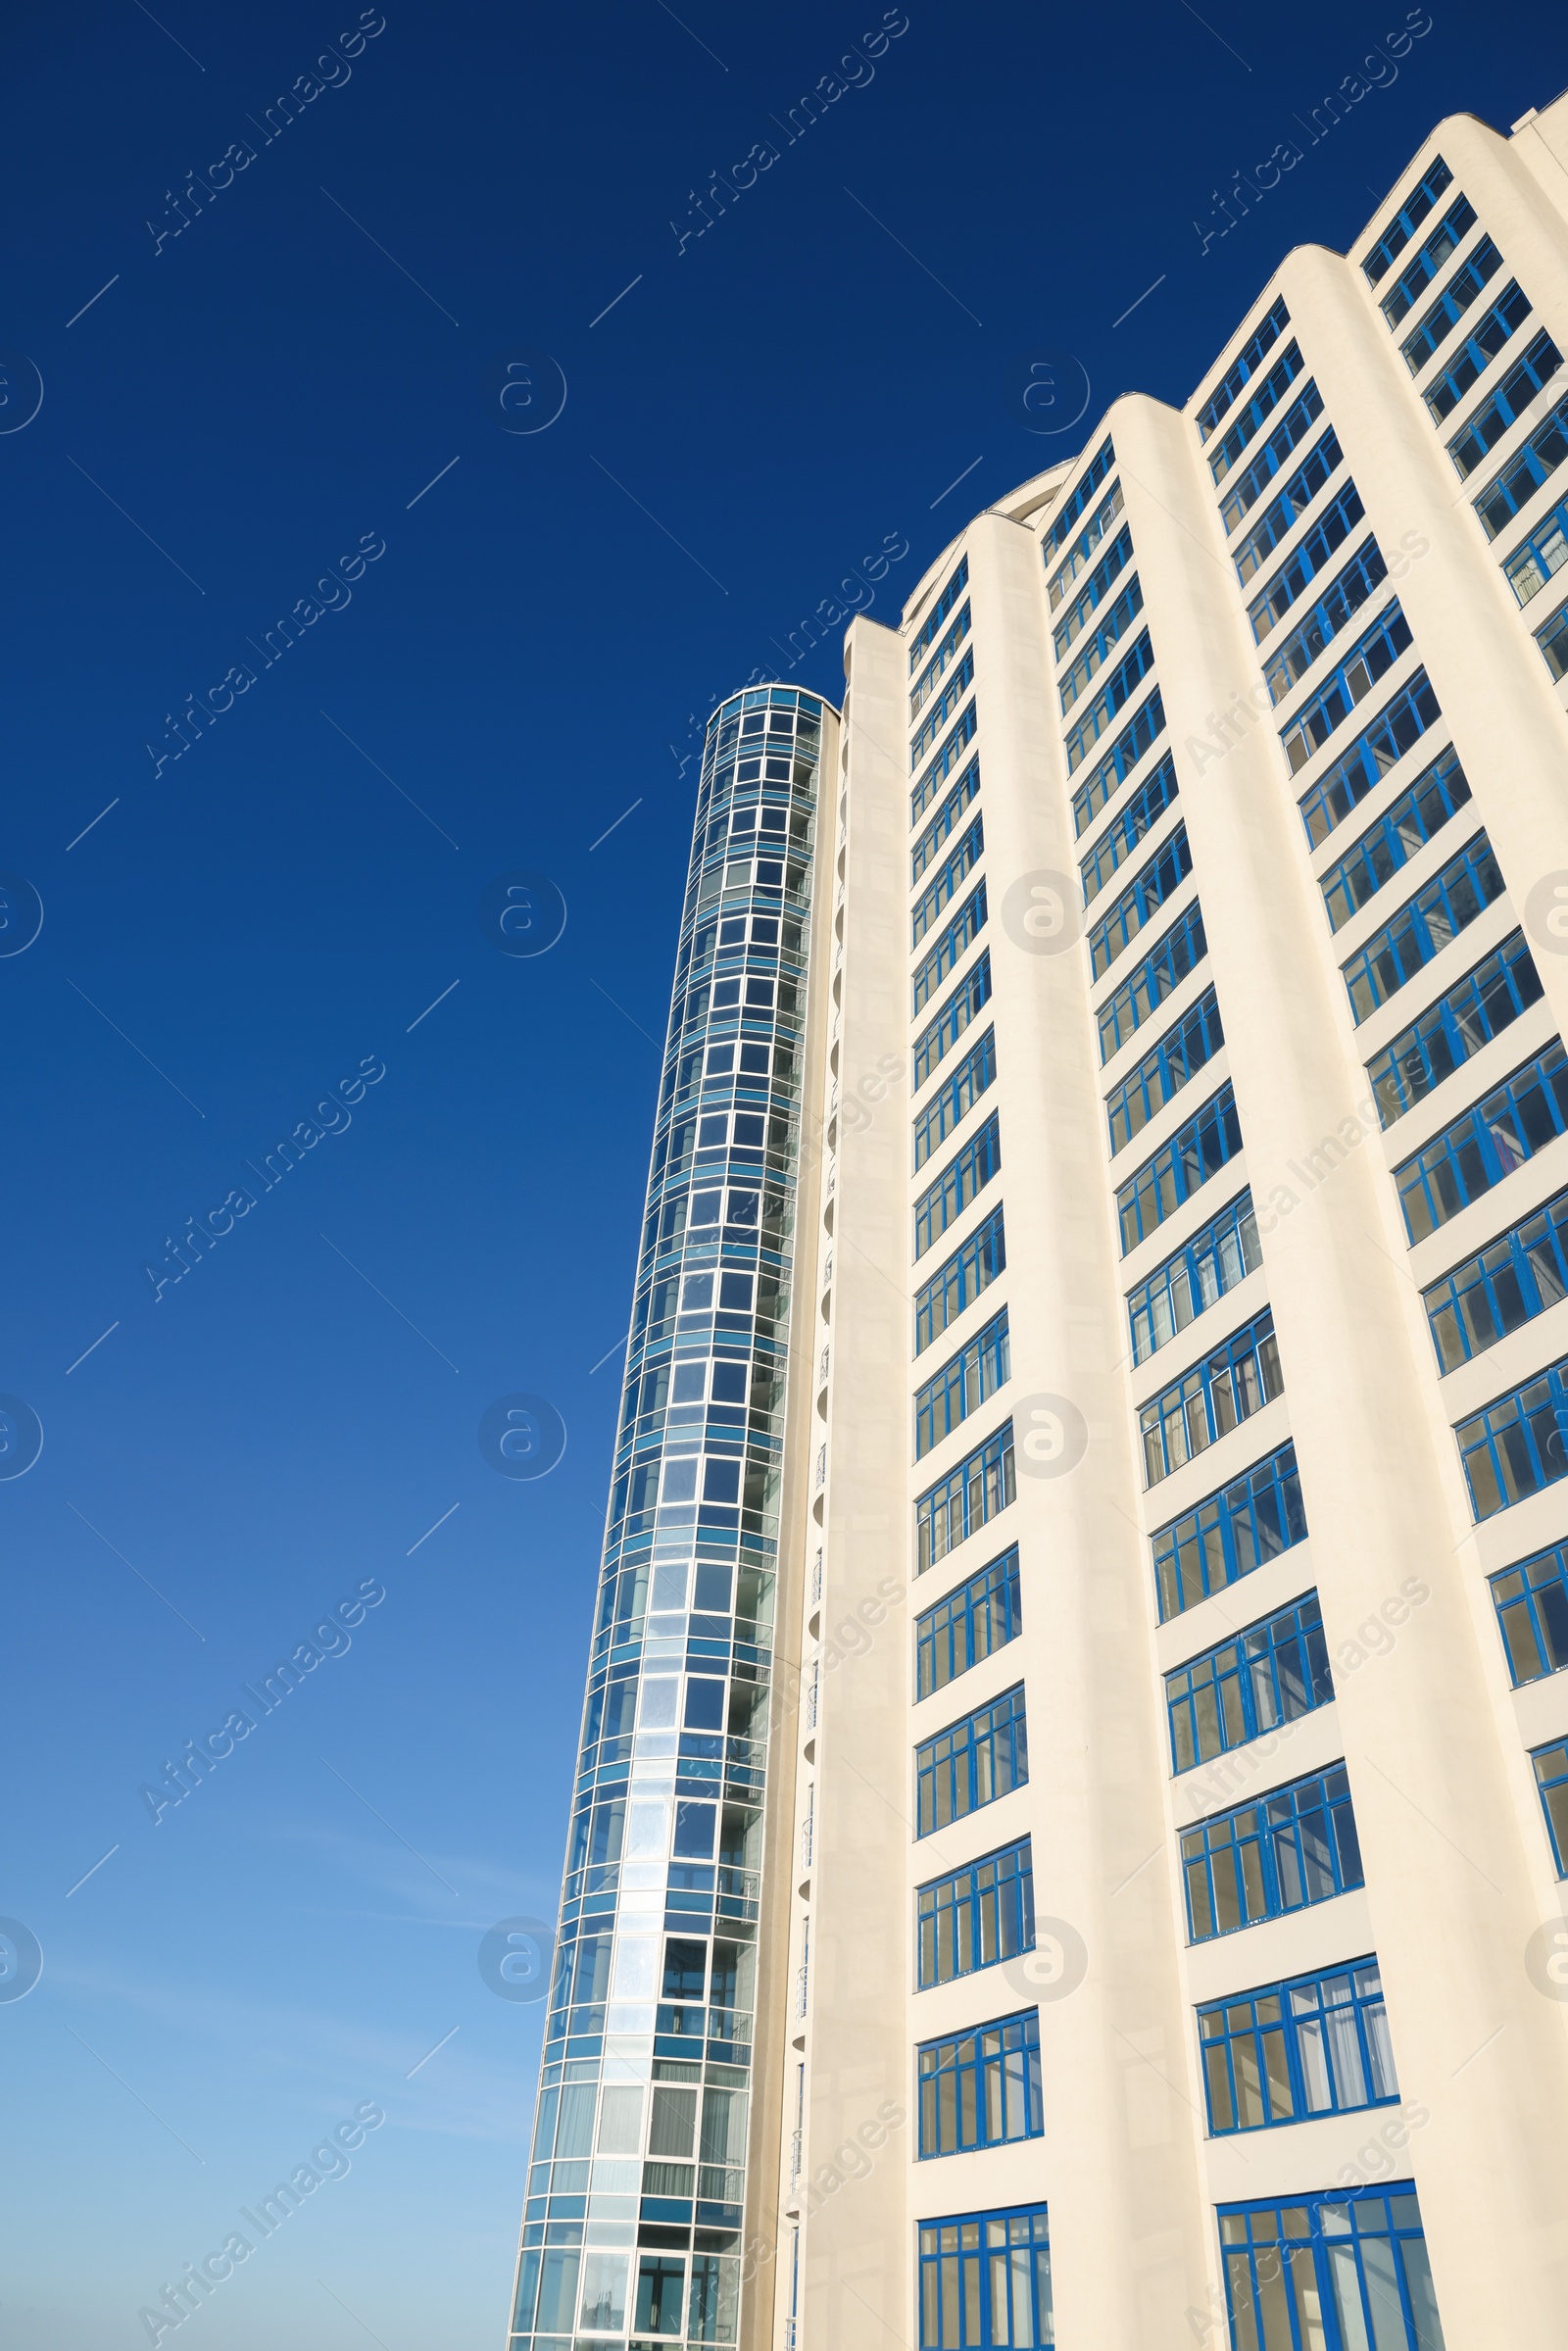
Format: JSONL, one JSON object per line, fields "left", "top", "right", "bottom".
{"left": 911, "top": 703, "right": 980, "bottom": 825}
{"left": 1263, "top": 539, "right": 1389, "bottom": 704}
{"left": 1059, "top": 577, "right": 1144, "bottom": 711}
{"left": 1363, "top": 154, "right": 1453, "bottom": 282}
{"left": 1107, "top": 984, "right": 1225, "bottom": 1156}
{"left": 914, "top": 1111, "right": 1001, "bottom": 1259}
{"left": 1317, "top": 745, "right": 1470, "bottom": 932}
{"left": 1116, "top": 1081, "right": 1242, "bottom": 1254}
{"left": 1046, "top": 480, "right": 1125, "bottom": 610}
{"left": 914, "top": 1307, "right": 1009, "bottom": 1460}
{"left": 1298, "top": 671, "right": 1445, "bottom": 849}
{"left": 1127, "top": 1189, "right": 1260, "bottom": 1365}
{"left": 1540, "top": 601, "right": 1568, "bottom": 679}
{"left": 916, "top": 1544, "right": 1021, "bottom": 1700}
{"left": 1379, "top": 191, "right": 1477, "bottom": 327}
{"left": 909, "top": 557, "right": 969, "bottom": 672}
{"left": 1070, "top": 687, "right": 1164, "bottom": 836}
{"left": 918, "top": 2205, "right": 1052, "bottom": 2351}
{"left": 916, "top": 1837, "right": 1033, "bottom": 1988}
{"left": 1182, "top": 1763, "right": 1363, "bottom": 1941}
{"left": 1447, "top": 327, "right": 1562, "bottom": 477}
{"left": 916, "top": 1420, "right": 1015, "bottom": 1574}
{"left": 913, "top": 882, "right": 986, "bottom": 1016}
{"left": 1152, "top": 1438, "right": 1306, "bottom": 1622}
{"left": 1394, "top": 1039, "right": 1568, "bottom": 1243}
{"left": 1080, "top": 750, "right": 1178, "bottom": 906}
{"left": 1197, "top": 297, "right": 1292, "bottom": 440}
{"left": 1368, "top": 928, "right": 1543, "bottom": 1129}
{"left": 1222, "top": 395, "right": 1331, "bottom": 548}
{"left": 912, "top": 816, "right": 983, "bottom": 947}
{"left": 1166, "top": 1590, "right": 1331, "bottom": 1774}
{"left": 1423, "top": 277, "right": 1532, "bottom": 420}
{"left": 1491, "top": 1543, "right": 1568, "bottom": 1686}
{"left": 1502, "top": 496, "right": 1568, "bottom": 609}
{"left": 1422, "top": 1179, "right": 1568, "bottom": 1372}
{"left": 915, "top": 1202, "right": 1005, "bottom": 1355}
{"left": 1281, "top": 602, "right": 1413, "bottom": 774}
{"left": 913, "top": 951, "right": 992, "bottom": 1092}
{"left": 1063, "top": 630, "right": 1155, "bottom": 772}
{"left": 1219, "top": 2188, "right": 1445, "bottom": 2351}
{"left": 1089, "top": 823, "right": 1193, "bottom": 980}
{"left": 1248, "top": 480, "right": 1368, "bottom": 641}
{"left": 1454, "top": 1350, "right": 1568, "bottom": 1522}
{"left": 911, "top": 755, "right": 981, "bottom": 885}
{"left": 911, "top": 649, "right": 976, "bottom": 769}
{"left": 1400, "top": 232, "right": 1501, "bottom": 374}
{"left": 1209, "top": 343, "right": 1306, "bottom": 482}
{"left": 1200, "top": 1957, "right": 1396, "bottom": 2134}
{"left": 1342, "top": 830, "right": 1504, "bottom": 1022}
{"left": 1472, "top": 393, "right": 1568, "bottom": 540}
{"left": 916, "top": 1682, "right": 1027, "bottom": 1836}
{"left": 917, "top": 2012, "right": 1042, "bottom": 2160}
{"left": 1533, "top": 1739, "right": 1568, "bottom": 1873}
{"left": 1053, "top": 522, "right": 1134, "bottom": 656}
{"left": 1098, "top": 900, "right": 1207, "bottom": 1061}
{"left": 1138, "top": 1304, "right": 1282, "bottom": 1488}
{"left": 913, "top": 1028, "right": 996, "bottom": 1171}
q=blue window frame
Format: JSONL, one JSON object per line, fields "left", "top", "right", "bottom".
{"left": 1362, "top": 153, "right": 1453, "bottom": 282}
{"left": 1342, "top": 830, "right": 1504, "bottom": 1022}
{"left": 1063, "top": 629, "right": 1155, "bottom": 772}
{"left": 1317, "top": 745, "right": 1470, "bottom": 932}
{"left": 913, "top": 950, "right": 992, "bottom": 1091}
{"left": 1447, "top": 327, "right": 1562, "bottom": 477}
{"left": 1107, "top": 984, "right": 1225, "bottom": 1155}
{"left": 1070, "top": 686, "right": 1164, "bottom": 836}
{"left": 909, "top": 556, "right": 969, "bottom": 671}
{"left": 1127, "top": 1188, "right": 1260, "bottom": 1365}
{"left": 1089, "top": 822, "right": 1192, "bottom": 980}
{"left": 1540, "top": 600, "right": 1568, "bottom": 679}
{"left": 917, "top": 2011, "right": 1042, "bottom": 2159}
{"left": 916, "top": 1681, "right": 1027, "bottom": 1836}
{"left": 1298, "top": 671, "right": 1445, "bottom": 849}
{"left": 1422, "top": 276, "right": 1532, "bottom": 420}
{"left": 1200, "top": 1957, "right": 1396, "bottom": 2134}
{"left": 1046, "top": 480, "right": 1125, "bottom": 610}
{"left": 915, "top": 1111, "right": 1001, "bottom": 1259}
{"left": 918, "top": 2204, "right": 1052, "bottom": 2351}
{"left": 1209, "top": 343, "right": 1306, "bottom": 483}
{"left": 1395, "top": 1039, "right": 1568, "bottom": 1243}
{"left": 1138, "top": 1304, "right": 1282, "bottom": 1489}
{"left": 914, "top": 1307, "right": 1009, "bottom": 1460}
{"left": 1248, "top": 480, "right": 1368, "bottom": 640}
{"left": 1182, "top": 1764, "right": 1363, "bottom": 1942}
{"left": 1422, "top": 1180, "right": 1568, "bottom": 1372}
{"left": 1263, "top": 540, "right": 1389, "bottom": 703}
{"left": 1533, "top": 1739, "right": 1568, "bottom": 1873}
{"left": 1282, "top": 603, "right": 1412, "bottom": 774}
{"left": 911, "top": 755, "right": 980, "bottom": 884}
{"left": 913, "top": 1029, "right": 996, "bottom": 1173}
{"left": 1379, "top": 191, "right": 1477, "bottom": 327}
{"left": 1472, "top": 393, "right": 1568, "bottom": 540}
{"left": 915, "top": 1202, "right": 1006, "bottom": 1355}
{"left": 1368, "top": 928, "right": 1542, "bottom": 1129}
{"left": 913, "top": 882, "right": 986, "bottom": 1016}
{"left": 1116, "top": 1081, "right": 1242, "bottom": 1255}
{"left": 1053, "top": 522, "right": 1134, "bottom": 657}
{"left": 1220, "top": 2187, "right": 1445, "bottom": 2351}
{"left": 1098, "top": 900, "right": 1207, "bottom": 1061}
{"left": 916, "top": 1837, "right": 1033, "bottom": 1988}
{"left": 1490, "top": 1543, "right": 1568, "bottom": 1686}
{"left": 913, "top": 816, "right": 984, "bottom": 947}
{"left": 1400, "top": 232, "right": 1501, "bottom": 374}
{"left": 912, "top": 701, "right": 980, "bottom": 825}
{"left": 1059, "top": 576, "right": 1144, "bottom": 711}
{"left": 911, "top": 602, "right": 971, "bottom": 720}
{"left": 912, "top": 648, "right": 976, "bottom": 769}
{"left": 1044, "top": 434, "right": 1115, "bottom": 554}
{"left": 1166, "top": 1591, "right": 1331, "bottom": 1774}
{"left": 1222, "top": 393, "right": 1330, "bottom": 547}
{"left": 916, "top": 1420, "right": 1015, "bottom": 1574}
{"left": 1080, "top": 751, "right": 1178, "bottom": 906}
{"left": 1502, "top": 496, "right": 1568, "bottom": 608}
{"left": 1197, "top": 297, "right": 1292, "bottom": 441}
{"left": 1152, "top": 1438, "right": 1306, "bottom": 1622}
{"left": 1454, "top": 1349, "right": 1568, "bottom": 1522}
{"left": 916, "top": 1543, "right": 1021, "bottom": 1699}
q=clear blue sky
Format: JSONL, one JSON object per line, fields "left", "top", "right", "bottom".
{"left": 0, "top": 3, "right": 1559, "bottom": 2344}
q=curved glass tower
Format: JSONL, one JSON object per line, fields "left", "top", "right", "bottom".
{"left": 507, "top": 683, "right": 835, "bottom": 2351}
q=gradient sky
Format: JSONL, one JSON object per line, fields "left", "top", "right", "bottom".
{"left": 1, "top": 2, "right": 1562, "bottom": 2345}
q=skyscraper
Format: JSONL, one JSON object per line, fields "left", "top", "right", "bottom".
{"left": 507, "top": 91, "right": 1568, "bottom": 2351}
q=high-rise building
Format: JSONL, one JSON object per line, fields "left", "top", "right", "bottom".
{"left": 506, "top": 92, "right": 1568, "bottom": 2351}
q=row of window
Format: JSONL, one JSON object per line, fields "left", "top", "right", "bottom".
{"left": 1341, "top": 829, "right": 1503, "bottom": 1023}
{"left": 912, "top": 946, "right": 992, "bottom": 1092}
{"left": 912, "top": 1025, "right": 995, "bottom": 1171}
{"left": 1047, "top": 475, "right": 1126, "bottom": 611}
{"left": 1105, "top": 982, "right": 1224, "bottom": 1156}
{"left": 1079, "top": 748, "right": 1177, "bottom": 906}
{"left": 1070, "top": 683, "right": 1163, "bottom": 837}
{"left": 1248, "top": 475, "right": 1366, "bottom": 641}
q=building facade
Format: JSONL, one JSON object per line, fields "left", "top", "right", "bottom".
{"left": 508, "top": 93, "right": 1568, "bottom": 2351}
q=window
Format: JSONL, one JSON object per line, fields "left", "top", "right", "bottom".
{"left": 1089, "top": 823, "right": 1193, "bottom": 980}
{"left": 911, "top": 602, "right": 972, "bottom": 719}
{"left": 1200, "top": 1958, "right": 1396, "bottom": 2134}
{"left": 1221, "top": 394, "right": 1330, "bottom": 547}
{"left": 1540, "top": 601, "right": 1568, "bottom": 679}
{"left": 911, "top": 756, "right": 981, "bottom": 884}
{"left": 1378, "top": 191, "right": 1477, "bottom": 327}
{"left": 912, "top": 649, "right": 976, "bottom": 768}
{"left": 1423, "top": 277, "right": 1534, "bottom": 420}
{"left": 916, "top": 1544, "right": 1021, "bottom": 1699}
{"left": 911, "top": 702, "right": 980, "bottom": 824}
{"left": 1298, "top": 671, "right": 1445, "bottom": 849}
{"left": 913, "top": 951, "right": 992, "bottom": 1091}
{"left": 1059, "top": 576, "right": 1144, "bottom": 710}
{"left": 916, "top": 1682, "right": 1027, "bottom": 1836}
{"left": 1454, "top": 1349, "right": 1568, "bottom": 1521}
{"left": 1342, "top": 831, "right": 1504, "bottom": 1022}
{"left": 909, "top": 557, "right": 969, "bottom": 671}
{"left": 914, "top": 1307, "right": 1009, "bottom": 1459}
{"left": 1063, "top": 630, "right": 1156, "bottom": 772}
{"left": 1046, "top": 480, "right": 1125, "bottom": 610}
{"left": 913, "top": 882, "right": 986, "bottom": 1017}
{"left": 1115, "top": 1081, "right": 1242, "bottom": 1254}
{"left": 918, "top": 2205, "right": 1052, "bottom": 2351}
{"left": 1043, "top": 433, "right": 1114, "bottom": 553}
{"left": 1152, "top": 1438, "right": 1306, "bottom": 1622}
{"left": 1394, "top": 1039, "right": 1568, "bottom": 1243}
{"left": 1422, "top": 1180, "right": 1568, "bottom": 1371}
{"left": 1127, "top": 1188, "right": 1260, "bottom": 1365}
{"left": 1197, "top": 297, "right": 1292, "bottom": 441}
{"left": 1400, "top": 232, "right": 1501, "bottom": 374}
{"left": 918, "top": 2012, "right": 1041, "bottom": 2159}
{"left": 1490, "top": 1543, "right": 1568, "bottom": 1685}
{"left": 1362, "top": 154, "right": 1453, "bottom": 282}
{"left": 1263, "top": 540, "right": 1390, "bottom": 704}
{"left": 1317, "top": 745, "right": 1470, "bottom": 932}
{"left": 915, "top": 1203, "right": 1005, "bottom": 1355}
{"left": 912, "top": 816, "right": 984, "bottom": 947}
{"left": 1447, "top": 328, "right": 1563, "bottom": 477}
{"left": 1138, "top": 1304, "right": 1282, "bottom": 1488}
{"left": 1209, "top": 343, "right": 1306, "bottom": 482}
{"left": 1220, "top": 2189, "right": 1445, "bottom": 2351}
{"left": 1166, "top": 1590, "right": 1330, "bottom": 1773}
{"left": 917, "top": 1837, "right": 1033, "bottom": 1988}
{"left": 915, "top": 1111, "right": 1001, "bottom": 1260}
{"left": 1098, "top": 900, "right": 1207, "bottom": 1061}
{"left": 1182, "top": 1764, "right": 1363, "bottom": 1941}
{"left": 1107, "top": 984, "right": 1225, "bottom": 1155}
{"left": 1248, "top": 480, "right": 1368, "bottom": 641}
{"left": 1502, "top": 497, "right": 1568, "bottom": 608}
{"left": 1472, "top": 393, "right": 1568, "bottom": 540}
{"left": 916, "top": 1421, "right": 1016, "bottom": 1574}
{"left": 1281, "top": 603, "right": 1412, "bottom": 773}
{"left": 1053, "top": 523, "right": 1134, "bottom": 657}
{"left": 1367, "top": 928, "right": 1543, "bottom": 1129}
{"left": 1070, "top": 687, "right": 1164, "bottom": 836}
{"left": 1533, "top": 1739, "right": 1568, "bottom": 1873}
{"left": 914, "top": 1029, "right": 996, "bottom": 1172}
{"left": 1080, "top": 751, "right": 1178, "bottom": 906}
